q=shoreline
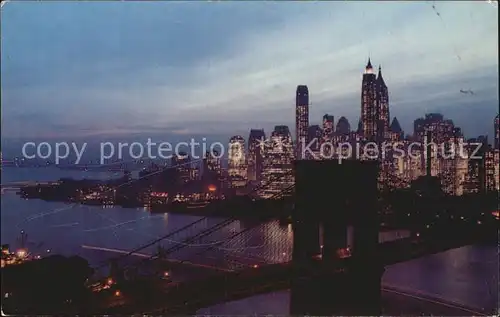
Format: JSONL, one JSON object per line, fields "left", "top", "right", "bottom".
{"left": 381, "top": 285, "right": 491, "bottom": 316}
{"left": 14, "top": 194, "right": 292, "bottom": 222}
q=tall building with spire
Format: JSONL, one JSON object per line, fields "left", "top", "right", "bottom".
{"left": 376, "top": 65, "right": 390, "bottom": 141}
{"left": 361, "top": 58, "right": 378, "bottom": 141}
{"left": 295, "top": 85, "right": 309, "bottom": 160}
{"left": 361, "top": 59, "right": 390, "bottom": 143}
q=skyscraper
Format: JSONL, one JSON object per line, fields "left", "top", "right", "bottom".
{"left": 413, "top": 113, "right": 460, "bottom": 194}
{"left": 296, "top": 85, "right": 309, "bottom": 159}
{"left": 413, "top": 113, "right": 455, "bottom": 144}
{"left": 307, "top": 125, "right": 322, "bottom": 159}
{"left": 361, "top": 59, "right": 390, "bottom": 143}
{"left": 322, "top": 114, "right": 334, "bottom": 141}
{"left": 228, "top": 135, "right": 247, "bottom": 187}
{"left": 260, "top": 125, "right": 294, "bottom": 198}
{"left": 202, "top": 150, "right": 221, "bottom": 184}
{"left": 171, "top": 152, "right": 191, "bottom": 184}
{"left": 247, "top": 129, "right": 266, "bottom": 182}
{"left": 321, "top": 114, "right": 334, "bottom": 159}
{"left": 376, "top": 65, "right": 390, "bottom": 141}
{"left": 361, "top": 58, "right": 378, "bottom": 141}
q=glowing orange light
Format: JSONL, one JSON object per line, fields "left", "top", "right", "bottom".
{"left": 107, "top": 278, "right": 113, "bottom": 285}
{"left": 164, "top": 271, "right": 169, "bottom": 277}
{"left": 114, "top": 290, "right": 121, "bottom": 297}
{"left": 253, "top": 264, "right": 258, "bottom": 268}
{"left": 208, "top": 185, "right": 217, "bottom": 192}
{"left": 16, "top": 249, "right": 27, "bottom": 258}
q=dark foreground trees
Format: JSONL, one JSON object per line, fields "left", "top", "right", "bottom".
{"left": 1, "top": 254, "right": 94, "bottom": 314}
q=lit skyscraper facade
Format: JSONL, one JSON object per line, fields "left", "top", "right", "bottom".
{"left": 493, "top": 149, "right": 500, "bottom": 192}
{"left": 228, "top": 135, "right": 247, "bottom": 188}
{"left": 260, "top": 125, "right": 294, "bottom": 198}
{"left": 295, "top": 85, "right": 309, "bottom": 160}
{"left": 376, "top": 66, "right": 390, "bottom": 142}
{"left": 307, "top": 125, "right": 322, "bottom": 159}
{"left": 321, "top": 114, "right": 334, "bottom": 159}
{"left": 202, "top": 150, "right": 222, "bottom": 187}
{"left": 413, "top": 113, "right": 456, "bottom": 183}
{"left": 463, "top": 136, "right": 488, "bottom": 194}
{"left": 247, "top": 129, "right": 266, "bottom": 182}
{"left": 485, "top": 145, "right": 497, "bottom": 192}
{"left": 361, "top": 59, "right": 378, "bottom": 141}
{"left": 322, "top": 114, "right": 334, "bottom": 142}
{"left": 171, "top": 152, "right": 191, "bottom": 184}
{"left": 205, "top": 150, "right": 221, "bottom": 175}
{"left": 361, "top": 59, "right": 390, "bottom": 143}
{"left": 413, "top": 113, "right": 455, "bottom": 144}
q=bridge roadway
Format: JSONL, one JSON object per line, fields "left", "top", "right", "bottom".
{"left": 101, "top": 225, "right": 494, "bottom": 315}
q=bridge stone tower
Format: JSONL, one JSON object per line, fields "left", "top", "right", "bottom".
{"left": 291, "top": 160, "right": 383, "bottom": 315}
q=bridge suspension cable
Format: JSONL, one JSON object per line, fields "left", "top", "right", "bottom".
{"left": 95, "top": 169, "right": 295, "bottom": 270}
{"left": 184, "top": 184, "right": 296, "bottom": 264}
{"left": 121, "top": 181, "right": 295, "bottom": 272}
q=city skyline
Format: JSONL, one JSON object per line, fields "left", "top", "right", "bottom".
{"left": 1, "top": 1, "right": 498, "bottom": 140}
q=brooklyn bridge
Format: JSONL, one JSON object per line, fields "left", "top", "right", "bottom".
{"left": 76, "top": 160, "right": 496, "bottom": 315}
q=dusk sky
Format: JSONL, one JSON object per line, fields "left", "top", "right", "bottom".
{"left": 1, "top": 1, "right": 498, "bottom": 142}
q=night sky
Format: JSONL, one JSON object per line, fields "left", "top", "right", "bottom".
{"left": 1, "top": 1, "right": 498, "bottom": 143}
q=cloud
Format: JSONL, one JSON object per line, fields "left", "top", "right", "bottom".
{"left": 1, "top": 1, "right": 498, "bottom": 139}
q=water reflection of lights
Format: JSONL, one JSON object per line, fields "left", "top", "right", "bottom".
{"left": 261, "top": 220, "right": 293, "bottom": 263}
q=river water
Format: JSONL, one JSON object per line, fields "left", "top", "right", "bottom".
{"left": 1, "top": 167, "right": 497, "bottom": 314}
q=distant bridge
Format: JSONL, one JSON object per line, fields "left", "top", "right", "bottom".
{"left": 0, "top": 181, "right": 57, "bottom": 193}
